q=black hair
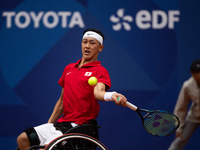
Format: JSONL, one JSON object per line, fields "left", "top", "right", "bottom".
{"left": 83, "top": 28, "right": 105, "bottom": 41}
{"left": 190, "top": 60, "right": 200, "bottom": 73}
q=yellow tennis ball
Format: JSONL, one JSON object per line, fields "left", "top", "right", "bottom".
{"left": 88, "top": 77, "right": 98, "bottom": 86}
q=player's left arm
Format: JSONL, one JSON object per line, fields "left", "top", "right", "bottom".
{"left": 94, "top": 83, "right": 127, "bottom": 107}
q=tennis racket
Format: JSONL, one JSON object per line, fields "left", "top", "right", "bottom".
{"left": 126, "top": 101, "right": 180, "bottom": 137}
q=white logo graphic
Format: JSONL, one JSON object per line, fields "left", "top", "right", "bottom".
{"left": 66, "top": 72, "right": 72, "bottom": 75}
{"left": 84, "top": 72, "right": 92, "bottom": 76}
{"left": 110, "top": 8, "right": 180, "bottom": 31}
{"left": 110, "top": 8, "right": 133, "bottom": 31}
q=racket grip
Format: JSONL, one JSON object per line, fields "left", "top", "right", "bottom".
{"left": 126, "top": 101, "right": 138, "bottom": 111}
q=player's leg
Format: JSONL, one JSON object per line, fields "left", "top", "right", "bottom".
{"left": 17, "top": 132, "right": 31, "bottom": 150}
{"left": 17, "top": 123, "right": 63, "bottom": 150}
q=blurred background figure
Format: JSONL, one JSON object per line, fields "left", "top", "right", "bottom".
{"left": 168, "top": 60, "right": 200, "bottom": 150}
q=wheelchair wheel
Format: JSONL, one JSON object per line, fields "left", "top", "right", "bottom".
{"left": 44, "top": 133, "right": 108, "bottom": 150}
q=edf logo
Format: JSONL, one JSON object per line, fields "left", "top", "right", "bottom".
{"left": 110, "top": 8, "right": 180, "bottom": 31}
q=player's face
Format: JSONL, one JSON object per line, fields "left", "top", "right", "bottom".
{"left": 81, "top": 37, "right": 103, "bottom": 62}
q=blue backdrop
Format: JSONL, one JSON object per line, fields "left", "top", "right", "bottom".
{"left": 0, "top": 0, "right": 200, "bottom": 149}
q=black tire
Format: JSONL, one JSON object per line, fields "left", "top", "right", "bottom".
{"left": 44, "top": 133, "right": 108, "bottom": 150}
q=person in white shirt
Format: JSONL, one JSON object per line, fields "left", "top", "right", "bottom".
{"left": 168, "top": 60, "right": 200, "bottom": 150}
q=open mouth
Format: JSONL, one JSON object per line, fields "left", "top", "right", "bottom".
{"left": 85, "top": 50, "right": 90, "bottom": 54}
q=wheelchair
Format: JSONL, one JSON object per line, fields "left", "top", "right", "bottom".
{"left": 16, "top": 122, "right": 108, "bottom": 150}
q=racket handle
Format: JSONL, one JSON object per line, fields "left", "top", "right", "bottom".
{"left": 126, "top": 101, "right": 138, "bottom": 111}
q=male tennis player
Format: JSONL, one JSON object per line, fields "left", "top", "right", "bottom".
{"left": 17, "top": 28, "right": 127, "bottom": 150}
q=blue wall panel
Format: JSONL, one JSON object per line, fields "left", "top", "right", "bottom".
{"left": 0, "top": 0, "right": 200, "bottom": 149}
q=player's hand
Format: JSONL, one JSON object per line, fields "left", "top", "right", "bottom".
{"left": 112, "top": 93, "right": 127, "bottom": 107}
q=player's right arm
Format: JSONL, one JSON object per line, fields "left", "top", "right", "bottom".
{"left": 94, "top": 82, "right": 127, "bottom": 107}
{"left": 47, "top": 88, "right": 64, "bottom": 123}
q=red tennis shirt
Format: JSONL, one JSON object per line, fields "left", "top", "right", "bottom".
{"left": 57, "top": 59, "right": 111, "bottom": 125}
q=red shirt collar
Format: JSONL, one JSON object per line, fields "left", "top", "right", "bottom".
{"left": 75, "top": 59, "right": 101, "bottom": 67}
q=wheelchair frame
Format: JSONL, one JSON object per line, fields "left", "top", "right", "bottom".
{"left": 16, "top": 123, "right": 108, "bottom": 150}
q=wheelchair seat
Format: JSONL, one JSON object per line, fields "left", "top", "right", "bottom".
{"left": 54, "top": 123, "right": 100, "bottom": 150}
{"left": 65, "top": 123, "right": 100, "bottom": 140}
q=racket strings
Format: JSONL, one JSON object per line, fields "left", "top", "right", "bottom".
{"left": 143, "top": 112, "right": 179, "bottom": 137}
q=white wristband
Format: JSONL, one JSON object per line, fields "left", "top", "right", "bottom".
{"left": 104, "top": 92, "right": 117, "bottom": 101}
